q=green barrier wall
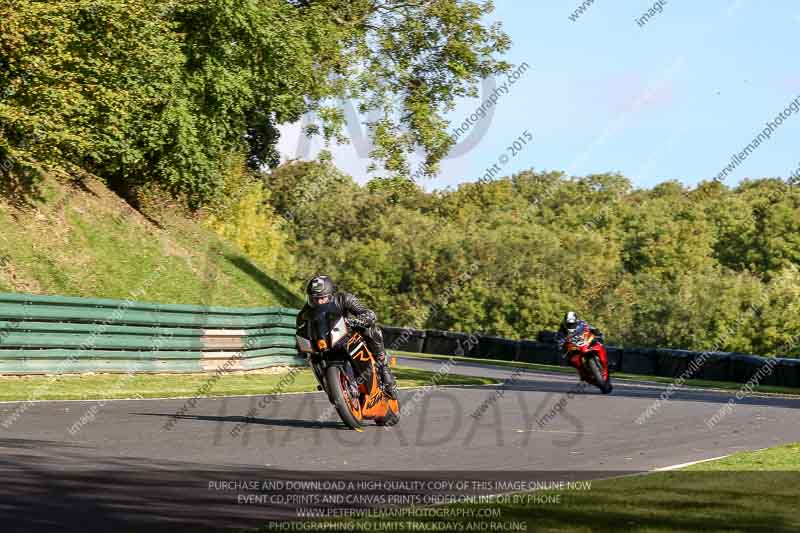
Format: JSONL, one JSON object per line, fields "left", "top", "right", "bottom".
{"left": 0, "top": 292, "right": 303, "bottom": 374}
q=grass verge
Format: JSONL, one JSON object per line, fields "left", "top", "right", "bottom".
{"left": 0, "top": 365, "right": 497, "bottom": 402}
{"left": 394, "top": 350, "right": 800, "bottom": 396}
{"left": 481, "top": 443, "right": 800, "bottom": 533}
{"left": 303, "top": 443, "right": 800, "bottom": 533}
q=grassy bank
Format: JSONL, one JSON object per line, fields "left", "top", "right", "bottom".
{"left": 0, "top": 176, "right": 302, "bottom": 307}
{"left": 395, "top": 351, "right": 800, "bottom": 396}
{"left": 0, "top": 365, "right": 497, "bottom": 402}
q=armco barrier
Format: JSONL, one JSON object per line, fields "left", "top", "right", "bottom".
{"left": 655, "top": 349, "right": 695, "bottom": 378}
{"left": 769, "top": 354, "right": 800, "bottom": 387}
{"left": 381, "top": 325, "right": 402, "bottom": 348}
{"left": 695, "top": 352, "right": 733, "bottom": 382}
{"left": 8, "top": 291, "right": 796, "bottom": 385}
{"left": 760, "top": 358, "right": 781, "bottom": 387}
{"left": 476, "top": 335, "right": 519, "bottom": 361}
{"left": 422, "top": 330, "right": 476, "bottom": 357}
{"left": 605, "top": 346, "right": 623, "bottom": 371}
{"left": 537, "top": 330, "right": 557, "bottom": 344}
{"left": 387, "top": 324, "right": 798, "bottom": 387}
{"left": 729, "top": 354, "right": 767, "bottom": 383}
{"left": 620, "top": 347, "right": 659, "bottom": 375}
{"left": 0, "top": 292, "right": 303, "bottom": 375}
{"left": 775, "top": 358, "right": 800, "bottom": 388}
{"left": 518, "top": 340, "right": 558, "bottom": 365}
{"left": 383, "top": 326, "right": 426, "bottom": 353}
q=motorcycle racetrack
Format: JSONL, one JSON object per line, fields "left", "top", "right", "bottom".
{"left": 1, "top": 356, "right": 799, "bottom": 532}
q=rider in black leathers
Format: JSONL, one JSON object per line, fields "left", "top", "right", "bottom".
{"left": 297, "top": 275, "right": 398, "bottom": 399}
{"left": 554, "top": 311, "right": 604, "bottom": 361}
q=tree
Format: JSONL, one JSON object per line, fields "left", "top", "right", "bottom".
{"left": 0, "top": 0, "right": 510, "bottom": 206}
{"left": 263, "top": 163, "right": 800, "bottom": 357}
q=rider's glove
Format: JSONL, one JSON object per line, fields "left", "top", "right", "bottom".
{"left": 556, "top": 341, "right": 567, "bottom": 358}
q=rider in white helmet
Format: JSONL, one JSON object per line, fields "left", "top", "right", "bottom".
{"left": 555, "top": 311, "right": 604, "bottom": 359}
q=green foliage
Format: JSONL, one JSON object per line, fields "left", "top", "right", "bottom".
{"left": 203, "top": 155, "right": 297, "bottom": 284}
{"left": 0, "top": 0, "right": 509, "bottom": 205}
{"left": 1, "top": 1, "right": 184, "bottom": 196}
{"left": 267, "top": 166, "right": 800, "bottom": 358}
{"left": 204, "top": 182, "right": 296, "bottom": 284}
{"left": 0, "top": 174, "right": 303, "bottom": 308}
{"left": 3, "top": 2, "right": 796, "bottom": 360}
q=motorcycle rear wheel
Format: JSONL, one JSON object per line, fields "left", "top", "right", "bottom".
{"left": 326, "top": 365, "right": 364, "bottom": 429}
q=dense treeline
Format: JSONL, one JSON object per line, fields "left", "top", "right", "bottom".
{"left": 0, "top": 0, "right": 508, "bottom": 205}
{"left": 259, "top": 162, "right": 800, "bottom": 357}
{"left": 2, "top": 2, "right": 798, "bottom": 358}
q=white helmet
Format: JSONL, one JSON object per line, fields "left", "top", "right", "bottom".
{"left": 563, "top": 311, "right": 578, "bottom": 332}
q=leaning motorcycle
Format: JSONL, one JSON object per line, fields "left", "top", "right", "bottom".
{"left": 564, "top": 325, "right": 613, "bottom": 394}
{"left": 296, "top": 302, "right": 400, "bottom": 430}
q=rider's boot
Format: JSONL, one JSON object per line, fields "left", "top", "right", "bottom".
{"left": 376, "top": 352, "right": 398, "bottom": 399}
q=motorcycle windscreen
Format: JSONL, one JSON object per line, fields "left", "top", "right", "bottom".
{"left": 329, "top": 316, "right": 347, "bottom": 346}
{"left": 570, "top": 323, "right": 587, "bottom": 347}
{"left": 295, "top": 317, "right": 314, "bottom": 353}
{"left": 295, "top": 333, "right": 313, "bottom": 353}
{"left": 309, "top": 302, "right": 346, "bottom": 350}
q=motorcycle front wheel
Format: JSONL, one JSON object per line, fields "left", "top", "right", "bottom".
{"left": 326, "top": 365, "right": 364, "bottom": 429}
{"left": 588, "top": 356, "right": 613, "bottom": 394}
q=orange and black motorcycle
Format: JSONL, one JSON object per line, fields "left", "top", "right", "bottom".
{"left": 296, "top": 302, "right": 400, "bottom": 430}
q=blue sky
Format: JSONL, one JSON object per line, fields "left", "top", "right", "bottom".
{"left": 277, "top": 0, "right": 800, "bottom": 191}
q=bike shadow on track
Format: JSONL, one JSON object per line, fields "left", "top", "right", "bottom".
{"left": 130, "top": 412, "right": 349, "bottom": 430}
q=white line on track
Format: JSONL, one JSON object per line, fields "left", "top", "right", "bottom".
{"left": 652, "top": 455, "right": 732, "bottom": 471}
{"left": 513, "top": 429, "right": 589, "bottom": 435}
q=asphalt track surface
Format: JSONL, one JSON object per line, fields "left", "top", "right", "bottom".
{"left": 1, "top": 356, "right": 799, "bottom": 531}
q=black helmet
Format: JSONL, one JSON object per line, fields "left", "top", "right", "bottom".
{"left": 306, "top": 275, "right": 335, "bottom": 307}
{"left": 563, "top": 311, "right": 578, "bottom": 332}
